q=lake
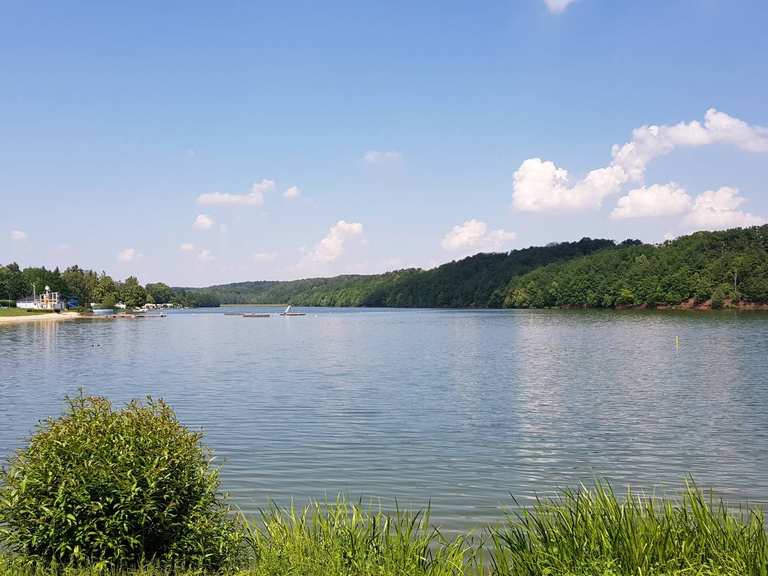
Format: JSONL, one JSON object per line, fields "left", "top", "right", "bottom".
{"left": 2, "top": 307, "right": 768, "bottom": 531}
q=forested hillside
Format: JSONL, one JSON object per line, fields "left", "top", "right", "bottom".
{"left": 200, "top": 237, "right": 624, "bottom": 307}
{"left": 502, "top": 225, "right": 768, "bottom": 308}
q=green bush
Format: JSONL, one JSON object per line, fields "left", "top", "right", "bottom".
{"left": 0, "top": 299, "right": 15, "bottom": 307}
{"left": 0, "top": 395, "right": 244, "bottom": 570}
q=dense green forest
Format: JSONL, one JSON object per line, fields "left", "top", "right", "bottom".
{"left": 196, "top": 227, "right": 768, "bottom": 309}
{"left": 502, "top": 225, "right": 768, "bottom": 309}
{"left": 198, "top": 238, "right": 629, "bottom": 307}
{"left": 0, "top": 264, "right": 220, "bottom": 309}
{"left": 6, "top": 226, "right": 767, "bottom": 311}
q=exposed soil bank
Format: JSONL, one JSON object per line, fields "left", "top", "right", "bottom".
{"left": 614, "top": 298, "right": 768, "bottom": 311}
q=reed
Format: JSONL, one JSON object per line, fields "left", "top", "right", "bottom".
{"left": 2, "top": 483, "right": 766, "bottom": 575}
{"left": 488, "top": 481, "right": 768, "bottom": 576}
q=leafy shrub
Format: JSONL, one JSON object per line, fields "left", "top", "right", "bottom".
{"left": 0, "top": 395, "right": 244, "bottom": 570}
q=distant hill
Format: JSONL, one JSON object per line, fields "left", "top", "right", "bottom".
{"left": 188, "top": 227, "right": 768, "bottom": 309}
{"left": 191, "top": 237, "right": 626, "bottom": 308}
{"left": 502, "top": 225, "right": 768, "bottom": 309}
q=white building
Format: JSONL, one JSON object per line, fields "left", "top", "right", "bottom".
{"left": 17, "top": 285, "right": 65, "bottom": 311}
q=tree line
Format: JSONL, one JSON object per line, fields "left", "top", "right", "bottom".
{"left": 196, "top": 227, "right": 768, "bottom": 309}
{"left": 0, "top": 264, "right": 220, "bottom": 309}
{"left": 195, "top": 237, "right": 633, "bottom": 307}
{"left": 502, "top": 225, "right": 768, "bottom": 308}
{"left": 7, "top": 226, "right": 767, "bottom": 311}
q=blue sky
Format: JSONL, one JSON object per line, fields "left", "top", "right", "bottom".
{"left": 2, "top": 0, "right": 767, "bottom": 285}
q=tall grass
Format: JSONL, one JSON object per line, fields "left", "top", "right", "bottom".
{"left": 245, "top": 499, "right": 478, "bottom": 576}
{"left": 488, "top": 481, "right": 768, "bottom": 576}
{"left": 1, "top": 483, "right": 766, "bottom": 575}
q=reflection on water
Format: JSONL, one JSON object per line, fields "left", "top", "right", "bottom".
{"left": 2, "top": 308, "right": 768, "bottom": 531}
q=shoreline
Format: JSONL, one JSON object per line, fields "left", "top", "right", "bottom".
{"left": 0, "top": 311, "right": 83, "bottom": 326}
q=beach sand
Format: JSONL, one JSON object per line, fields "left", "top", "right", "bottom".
{"left": 0, "top": 311, "right": 83, "bottom": 326}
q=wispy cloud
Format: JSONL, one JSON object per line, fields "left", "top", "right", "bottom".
{"left": 252, "top": 251, "right": 277, "bottom": 263}
{"left": 441, "top": 220, "right": 516, "bottom": 252}
{"left": 194, "top": 214, "right": 215, "bottom": 230}
{"left": 544, "top": 0, "right": 577, "bottom": 14}
{"left": 179, "top": 242, "right": 196, "bottom": 253}
{"left": 10, "top": 229, "right": 27, "bottom": 241}
{"left": 117, "top": 248, "right": 140, "bottom": 262}
{"left": 305, "top": 220, "right": 364, "bottom": 264}
{"left": 283, "top": 186, "right": 301, "bottom": 200}
{"left": 197, "top": 179, "right": 274, "bottom": 207}
{"left": 197, "top": 249, "right": 215, "bottom": 263}
{"left": 364, "top": 150, "right": 402, "bottom": 164}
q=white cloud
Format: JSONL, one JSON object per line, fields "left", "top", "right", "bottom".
{"left": 441, "top": 219, "right": 517, "bottom": 252}
{"left": 10, "top": 229, "right": 27, "bottom": 241}
{"left": 364, "top": 150, "right": 402, "bottom": 164}
{"left": 194, "top": 214, "right": 215, "bottom": 230}
{"left": 513, "top": 109, "right": 768, "bottom": 212}
{"left": 306, "top": 220, "right": 364, "bottom": 263}
{"left": 252, "top": 251, "right": 277, "bottom": 263}
{"left": 683, "top": 187, "right": 764, "bottom": 231}
{"left": 197, "top": 249, "right": 215, "bottom": 263}
{"left": 197, "top": 179, "right": 275, "bottom": 207}
{"left": 611, "top": 183, "right": 766, "bottom": 231}
{"left": 117, "top": 248, "right": 140, "bottom": 262}
{"left": 179, "top": 242, "right": 196, "bottom": 253}
{"left": 544, "top": 0, "right": 577, "bottom": 14}
{"left": 513, "top": 158, "right": 627, "bottom": 212}
{"left": 283, "top": 186, "right": 301, "bottom": 200}
{"left": 611, "top": 183, "right": 692, "bottom": 219}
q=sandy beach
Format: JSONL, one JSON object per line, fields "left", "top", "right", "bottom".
{"left": 0, "top": 311, "right": 83, "bottom": 326}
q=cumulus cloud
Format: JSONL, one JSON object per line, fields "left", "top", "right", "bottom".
{"left": 306, "top": 220, "right": 364, "bottom": 263}
{"left": 513, "top": 109, "right": 768, "bottom": 212}
{"left": 194, "top": 214, "right": 215, "bottom": 230}
{"left": 10, "top": 229, "right": 27, "bottom": 241}
{"left": 364, "top": 150, "right": 402, "bottom": 164}
{"left": 117, "top": 248, "right": 140, "bottom": 262}
{"left": 610, "top": 183, "right": 765, "bottom": 231}
{"left": 513, "top": 159, "right": 627, "bottom": 212}
{"left": 283, "top": 186, "right": 301, "bottom": 199}
{"left": 544, "top": 0, "right": 577, "bottom": 14}
{"left": 683, "top": 187, "right": 764, "bottom": 231}
{"left": 179, "top": 242, "right": 196, "bottom": 253}
{"left": 441, "top": 220, "right": 516, "bottom": 252}
{"left": 611, "top": 183, "right": 692, "bottom": 219}
{"left": 252, "top": 251, "right": 277, "bottom": 263}
{"left": 197, "top": 179, "right": 275, "bottom": 207}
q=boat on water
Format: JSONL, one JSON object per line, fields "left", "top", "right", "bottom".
{"left": 243, "top": 313, "right": 270, "bottom": 318}
{"left": 279, "top": 305, "right": 306, "bottom": 317}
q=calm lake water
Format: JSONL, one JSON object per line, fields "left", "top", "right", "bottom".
{"left": 2, "top": 307, "right": 768, "bottom": 530}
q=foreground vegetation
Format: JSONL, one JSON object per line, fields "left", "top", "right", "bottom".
{"left": 1, "top": 484, "right": 766, "bottom": 575}
{"left": 2, "top": 395, "right": 767, "bottom": 575}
